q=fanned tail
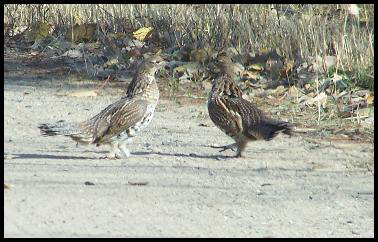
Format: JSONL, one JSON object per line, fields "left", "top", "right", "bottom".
{"left": 256, "top": 119, "right": 293, "bottom": 141}
{"left": 38, "top": 120, "right": 82, "bottom": 137}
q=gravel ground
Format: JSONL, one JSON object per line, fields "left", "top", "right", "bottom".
{"left": 4, "top": 73, "right": 374, "bottom": 238}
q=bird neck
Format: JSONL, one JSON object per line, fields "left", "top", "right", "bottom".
{"left": 126, "top": 74, "right": 159, "bottom": 102}
{"left": 220, "top": 63, "right": 235, "bottom": 79}
{"left": 142, "top": 79, "right": 159, "bottom": 102}
{"left": 210, "top": 78, "right": 242, "bottom": 99}
{"left": 126, "top": 64, "right": 157, "bottom": 97}
{"left": 210, "top": 79, "right": 225, "bottom": 99}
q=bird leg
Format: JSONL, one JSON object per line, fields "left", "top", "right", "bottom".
{"left": 235, "top": 148, "right": 243, "bottom": 158}
{"left": 211, "top": 143, "right": 238, "bottom": 152}
{"left": 104, "top": 141, "right": 123, "bottom": 159}
{"left": 234, "top": 140, "right": 247, "bottom": 158}
{"left": 119, "top": 142, "right": 131, "bottom": 158}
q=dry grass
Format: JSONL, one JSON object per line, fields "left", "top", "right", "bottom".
{"left": 4, "top": 4, "right": 374, "bottom": 89}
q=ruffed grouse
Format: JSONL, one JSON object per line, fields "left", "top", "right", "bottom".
{"left": 38, "top": 55, "right": 166, "bottom": 159}
{"left": 207, "top": 53, "right": 293, "bottom": 157}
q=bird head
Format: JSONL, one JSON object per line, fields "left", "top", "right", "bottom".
{"left": 140, "top": 54, "right": 168, "bottom": 77}
{"left": 146, "top": 54, "right": 167, "bottom": 67}
{"left": 214, "top": 52, "right": 233, "bottom": 66}
{"left": 207, "top": 52, "right": 235, "bottom": 81}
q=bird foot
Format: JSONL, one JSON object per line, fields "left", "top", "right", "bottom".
{"left": 99, "top": 153, "right": 119, "bottom": 160}
{"left": 211, "top": 143, "right": 238, "bottom": 152}
{"left": 101, "top": 142, "right": 131, "bottom": 159}
{"left": 119, "top": 148, "right": 131, "bottom": 158}
{"left": 100, "top": 149, "right": 128, "bottom": 159}
{"left": 234, "top": 153, "right": 243, "bottom": 158}
{"left": 119, "top": 143, "right": 131, "bottom": 158}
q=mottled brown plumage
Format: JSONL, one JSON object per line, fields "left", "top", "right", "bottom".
{"left": 208, "top": 53, "right": 293, "bottom": 157}
{"left": 39, "top": 55, "right": 166, "bottom": 159}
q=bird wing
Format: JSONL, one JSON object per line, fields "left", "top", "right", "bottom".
{"left": 226, "top": 98, "right": 293, "bottom": 140}
{"left": 208, "top": 96, "right": 244, "bottom": 136}
{"left": 226, "top": 97, "right": 264, "bottom": 127}
{"left": 209, "top": 95, "right": 265, "bottom": 138}
{"left": 89, "top": 98, "right": 148, "bottom": 143}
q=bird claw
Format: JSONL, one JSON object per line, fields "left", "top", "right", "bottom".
{"left": 219, "top": 147, "right": 234, "bottom": 152}
{"left": 234, "top": 153, "right": 243, "bottom": 158}
{"left": 210, "top": 143, "right": 238, "bottom": 152}
{"left": 102, "top": 142, "right": 131, "bottom": 160}
{"left": 100, "top": 150, "right": 125, "bottom": 159}
{"left": 99, "top": 153, "right": 118, "bottom": 160}
{"left": 119, "top": 147, "right": 131, "bottom": 158}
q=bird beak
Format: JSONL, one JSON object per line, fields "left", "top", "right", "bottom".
{"left": 161, "top": 56, "right": 169, "bottom": 64}
{"left": 160, "top": 58, "right": 169, "bottom": 69}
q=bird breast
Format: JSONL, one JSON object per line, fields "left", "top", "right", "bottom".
{"left": 142, "top": 78, "right": 159, "bottom": 103}
{"left": 113, "top": 103, "right": 157, "bottom": 141}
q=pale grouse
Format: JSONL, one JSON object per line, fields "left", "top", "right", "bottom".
{"left": 207, "top": 53, "right": 293, "bottom": 157}
{"left": 39, "top": 55, "right": 166, "bottom": 159}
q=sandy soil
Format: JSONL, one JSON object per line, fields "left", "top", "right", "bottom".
{"left": 4, "top": 59, "right": 374, "bottom": 238}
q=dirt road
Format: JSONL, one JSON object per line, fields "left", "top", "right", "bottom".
{"left": 4, "top": 72, "right": 374, "bottom": 237}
